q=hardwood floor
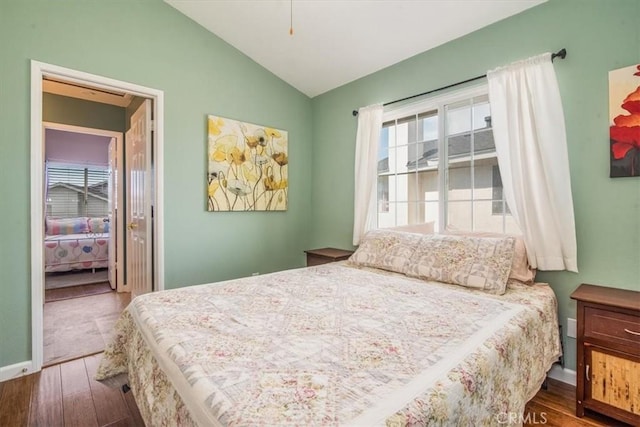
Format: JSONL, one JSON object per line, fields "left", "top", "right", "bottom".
{"left": 524, "top": 378, "right": 632, "bottom": 427}
{"left": 0, "top": 354, "right": 143, "bottom": 427}
{"left": 1, "top": 366, "right": 631, "bottom": 427}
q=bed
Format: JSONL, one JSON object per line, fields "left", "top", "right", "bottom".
{"left": 44, "top": 216, "right": 110, "bottom": 273}
{"left": 97, "top": 230, "right": 561, "bottom": 426}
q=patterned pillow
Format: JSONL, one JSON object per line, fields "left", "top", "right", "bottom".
{"left": 88, "top": 217, "right": 110, "bottom": 233}
{"left": 45, "top": 217, "right": 89, "bottom": 235}
{"left": 444, "top": 227, "right": 535, "bottom": 284}
{"left": 406, "top": 234, "right": 515, "bottom": 295}
{"left": 348, "top": 229, "right": 423, "bottom": 275}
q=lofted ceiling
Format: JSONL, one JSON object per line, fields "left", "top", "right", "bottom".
{"left": 165, "top": 0, "right": 546, "bottom": 98}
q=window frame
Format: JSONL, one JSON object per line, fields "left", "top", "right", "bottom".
{"left": 378, "top": 84, "right": 511, "bottom": 233}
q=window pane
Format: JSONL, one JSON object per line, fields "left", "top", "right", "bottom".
{"left": 391, "top": 173, "right": 413, "bottom": 202}
{"left": 473, "top": 128, "right": 495, "bottom": 155}
{"left": 423, "top": 201, "right": 439, "bottom": 228}
{"left": 378, "top": 201, "right": 397, "bottom": 228}
{"left": 416, "top": 170, "right": 438, "bottom": 202}
{"left": 447, "top": 200, "right": 472, "bottom": 231}
{"left": 394, "top": 202, "right": 410, "bottom": 226}
{"left": 447, "top": 133, "right": 471, "bottom": 162}
{"left": 448, "top": 161, "right": 471, "bottom": 201}
{"left": 393, "top": 116, "right": 416, "bottom": 147}
{"left": 446, "top": 100, "right": 471, "bottom": 136}
{"left": 387, "top": 147, "right": 398, "bottom": 173}
{"left": 472, "top": 97, "right": 491, "bottom": 131}
{"left": 404, "top": 201, "right": 439, "bottom": 227}
{"left": 379, "top": 126, "right": 390, "bottom": 173}
{"left": 395, "top": 143, "right": 418, "bottom": 174}
{"left": 473, "top": 157, "right": 497, "bottom": 200}
{"left": 418, "top": 111, "right": 438, "bottom": 142}
{"left": 388, "top": 202, "right": 439, "bottom": 227}
{"left": 473, "top": 200, "right": 504, "bottom": 233}
{"left": 383, "top": 121, "right": 397, "bottom": 148}
{"left": 377, "top": 175, "right": 389, "bottom": 213}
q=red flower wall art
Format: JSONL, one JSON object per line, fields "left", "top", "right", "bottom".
{"left": 609, "top": 64, "right": 640, "bottom": 177}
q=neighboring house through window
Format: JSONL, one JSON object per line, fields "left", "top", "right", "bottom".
{"left": 46, "top": 163, "right": 109, "bottom": 218}
{"left": 377, "top": 85, "right": 519, "bottom": 234}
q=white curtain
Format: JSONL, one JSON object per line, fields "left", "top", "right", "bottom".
{"left": 488, "top": 53, "right": 577, "bottom": 272}
{"left": 353, "top": 104, "right": 383, "bottom": 245}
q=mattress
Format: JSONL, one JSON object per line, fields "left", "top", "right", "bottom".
{"left": 44, "top": 232, "right": 109, "bottom": 272}
{"left": 96, "top": 262, "right": 561, "bottom": 426}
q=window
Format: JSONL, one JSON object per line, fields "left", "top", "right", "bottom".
{"left": 46, "top": 163, "right": 110, "bottom": 218}
{"left": 377, "top": 86, "right": 519, "bottom": 233}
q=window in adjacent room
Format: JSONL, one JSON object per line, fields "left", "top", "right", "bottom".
{"left": 45, "top": 163, "right": 110, "bottom": 218}
{"left": 376, "top": 86, "right": 519, "bottom": 234}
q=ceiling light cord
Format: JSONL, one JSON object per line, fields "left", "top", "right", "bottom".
{"left": 289, "top": 0, "right": 293, "bottom": 35}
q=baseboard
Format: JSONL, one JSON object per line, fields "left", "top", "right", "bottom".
{"left": 548, "top": 364, "right": 577, "bottom": 386}
{"left": 0, "top": 361, "right": 34, "bottom": 383}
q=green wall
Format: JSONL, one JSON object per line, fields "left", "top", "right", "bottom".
{"left": 309, "top": 0, "right": 640, "bottom": 371}
{"left": 43, "top": 93, "right": 126, "bottom": 132}
{"left": 0, "top": 0, "right": 313, "bottom": 367}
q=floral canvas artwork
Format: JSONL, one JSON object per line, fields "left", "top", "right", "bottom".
{"left": 207, "top": 115, "right": 288, "bottom": 211}
{"left": 609, "top": 64, "right": 640, "bottom": 177}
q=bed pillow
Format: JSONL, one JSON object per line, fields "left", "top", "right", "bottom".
{"left": 88, "top": 217, "right": 110, "bottom": 233}
{"left": 348, "top": 229, "right": 423, "bottom": 275}
{"left": 45, "top": 217, "right": 89, "bottom": 235}
{"left": 443, "top": 227, "right": 535, "bottom": 284}
{"left": 406, "top": 234, "right": 515, "bottom": 295}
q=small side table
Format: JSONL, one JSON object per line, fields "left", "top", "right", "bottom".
{"left": 304, "top": 248, "right": 354, "bottom": 267}
{"left": 571, "top": 283, "right": 640, "bottom": 425}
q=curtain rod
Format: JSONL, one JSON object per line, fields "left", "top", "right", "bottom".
{"left": 352, "top": 48, "right": 567, "bottom": 117}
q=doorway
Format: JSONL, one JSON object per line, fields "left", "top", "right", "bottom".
{"left": 30, "top": 60, "right": 165, "bottom": 373}
{"left": 41, "top": 123, "right": 125, "bottom": 366}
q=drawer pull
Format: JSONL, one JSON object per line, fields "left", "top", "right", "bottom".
{"left": 624, "top": 328, "right": 640, "bottom": 336}
{"left": 586, "top": 364, "right": 590, "bottom": 381}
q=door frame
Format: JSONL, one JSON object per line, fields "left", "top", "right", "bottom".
{"left": 30, "top": 60, "right": 165, "bottom": 372}
{"left": 42, "top": 122, "right": 125, "bottom": 292}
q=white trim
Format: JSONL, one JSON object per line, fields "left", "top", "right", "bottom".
{"left": 0, "top": 361, "right": 34, "bottom": 383}
{"left": 383, "top": 84, "right": 488, "bottom": 121}
{"left": 547, "top": 365, "right": 577, "bottom": 386}
{"left": 30, "top": 60, "right": 165, "bottom": 373}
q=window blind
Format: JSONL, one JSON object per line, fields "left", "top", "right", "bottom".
{"left": 46, "top": 164, "right": 109, "bottom": 218}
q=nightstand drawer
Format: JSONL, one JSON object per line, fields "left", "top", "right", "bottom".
{"left": 584, "top": 307, "right": 640, "bottom": 354}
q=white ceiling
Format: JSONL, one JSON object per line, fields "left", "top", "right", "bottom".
{"left": 165, "top": 0, "right": 546, "bottom": 98}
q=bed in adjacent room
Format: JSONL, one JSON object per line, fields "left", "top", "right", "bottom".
{"left": 44, "top": 216, "right": 110, "bottom": 273}
{"left": 97, "top": 230, "right": 561, "bottom": 426}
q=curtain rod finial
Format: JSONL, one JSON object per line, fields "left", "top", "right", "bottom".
{"left": 552, "top": 48, "right": 567, "bottom": 61}
{"left": 352, "top": 110, "right": 359, "bottom": 117}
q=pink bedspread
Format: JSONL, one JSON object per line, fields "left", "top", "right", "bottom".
{"left": 44, "top": 232, "right": 109, "bottom": 272}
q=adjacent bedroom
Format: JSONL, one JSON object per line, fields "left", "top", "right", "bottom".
{"left": 0, "top": 1, "right": 638, "bottom": 427}
{"left": 42, "top": 126, "right": 127, "bottom": 367}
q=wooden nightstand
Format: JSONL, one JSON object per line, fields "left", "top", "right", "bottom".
{"left": 570, "top": 283, "right": 640, "bottom": 426}
{"left": 304, "top": 248, "right": 354, "bottom": 267}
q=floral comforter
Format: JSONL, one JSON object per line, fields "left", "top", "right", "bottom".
{"left": 96, "top": 262, "right": 561, "bottom": 426}
{"left": 44, "top": 232, "right": 109, "bottom": 272}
